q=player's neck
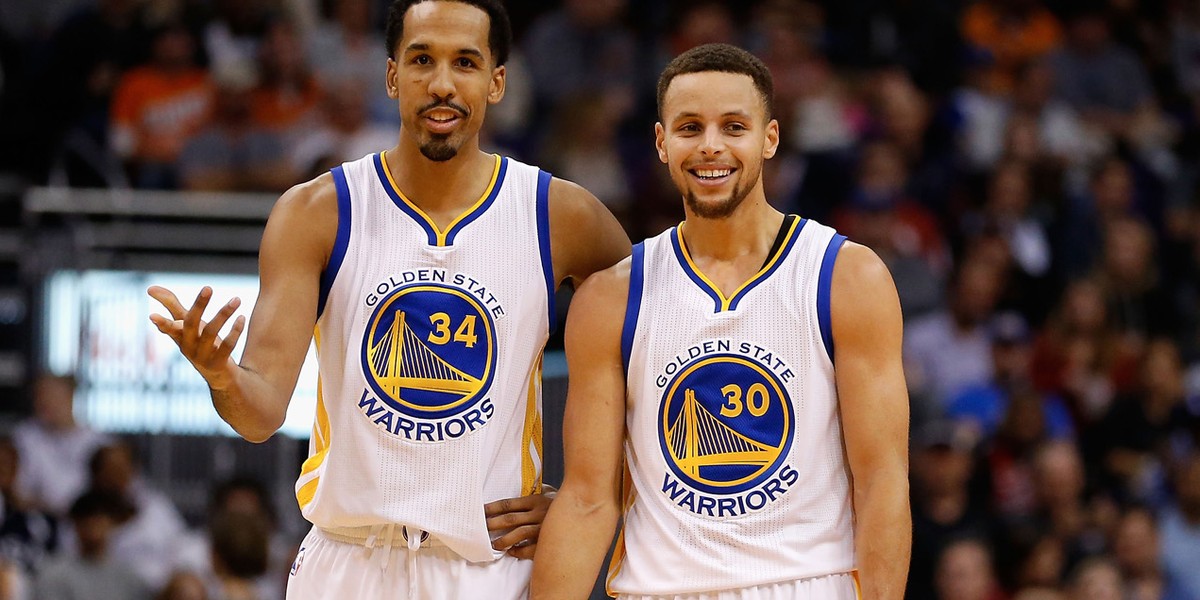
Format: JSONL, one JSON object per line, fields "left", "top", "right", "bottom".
{"left": 385, "top": 138, "right": 495, "bottom": 214}
{"left": 680, "top": 193, "right": 784, "bottom": 264}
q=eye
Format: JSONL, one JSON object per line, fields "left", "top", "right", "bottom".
{"left": 412, "top": 54, "right": 432, "bottom": 65}
{"left": 725, "top": 122, "right": 748, "bottom": 133}
{"left": 456, "top": 57, "right": 477, "bottom": 69}
{"left": 678, "top": 123, "right": 700, "bottom": 133}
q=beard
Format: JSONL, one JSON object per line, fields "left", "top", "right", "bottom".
{"left": 683, "top": 167, "right": 758, "bottom": 219}
{"left": 419, "top": 134, "right": 458, "bottom": 162}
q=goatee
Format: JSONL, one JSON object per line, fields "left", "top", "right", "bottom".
{"left": 420, "top": 135, "right": 458, "bottom": 162}
{"left": 685, "top": 182, "right": 752, "bottom": 219}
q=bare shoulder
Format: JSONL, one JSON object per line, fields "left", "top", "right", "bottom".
{"left": 261, "top": 172, "right": 339, "bottom": 266}
{"left": 274, "top": 172, "right": 337, "bottom": 218}
{"left": 544, "top": 176, "right": 631, "bottom": 285}
{"left": 573, "top": 257, "right": 633, "bottom": 309}
{"left": 830, "top": 241, "right": 902, "bottom": 341}
{"left": 832, "top": 241, "right": 896, "bottom": 293}
{"left": 566, "top": 257, "right": 630, "bottom": 337}
{"left": 546, "top": 176, "right": 612, "bottom": 233}
{"left": 547, "top": 176, "right": 598, "bottom": 211}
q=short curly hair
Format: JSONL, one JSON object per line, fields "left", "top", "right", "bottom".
{"left": 656, "top": 43, "right": 774, "bottom": 121}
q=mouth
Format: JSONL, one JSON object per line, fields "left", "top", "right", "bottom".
{"left": 421, "top": 108, "right": 466, "bottom": 134}
{"left": 687, "top": 166, "right": 737, "bottom": 187}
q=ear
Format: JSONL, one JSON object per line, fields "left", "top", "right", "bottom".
{"left": 488, "top": 65, "right": 506, "bottom": 105}
{"left": 655, "top": 122, "right": 668, "bottom": 164}
{"left": 763, "top": 118, "right": 780, "bottom": 160}
{"left": 385, "top": 58, "right": 399, "bottom": 100}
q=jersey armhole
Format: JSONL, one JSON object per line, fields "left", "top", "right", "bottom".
{"left": 816, "top": 233, "right": 848, "bottom": 365}
{"left": 535, "top": 169, "right": 556, "bottom": 333}
{"left": 621, "top": 242, "right": 646, "bottom": 375}
{"left": 317, "top": 165, "right": 352, "bottom": 319}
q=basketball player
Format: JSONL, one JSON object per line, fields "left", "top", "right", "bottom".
{"left": 148, "top": 1, "right": 630, "bottom": 598}
{"left": 530, "top": 44, "right": 911, "bottom": 599}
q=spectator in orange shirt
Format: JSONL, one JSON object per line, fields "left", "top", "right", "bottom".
{"left": 250, "top": 19, "right": 322, "bottom": 136}
{"left": 962, "top": 0, "right": 1063, "bottom": 95}
{"left": 109, "top": 22, "right": 211, "bottom": 189}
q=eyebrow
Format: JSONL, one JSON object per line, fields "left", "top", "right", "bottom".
{"left": 671, "top": 110, "right": 754, "bottom": 123}
{"left": 404, "top": 43, "right": 486, "bottom": 61}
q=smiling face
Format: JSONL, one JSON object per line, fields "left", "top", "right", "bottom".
{"left": 386, "top": 1, "right": 505, "bottom": 162}
{"left": 656, "top": 71, "right": 778, "bottom": 220}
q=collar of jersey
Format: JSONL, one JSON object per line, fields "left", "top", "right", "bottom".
{"left": 670, "top": 216, "right": 806, "bottom": 313}
{"left": 373, "top": 151, "right": 507, "bottom": 247}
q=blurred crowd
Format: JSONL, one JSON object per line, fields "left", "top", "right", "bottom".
{"left": 2, "top": 0, "right": 1200, "bottom": 598}
{"left": 0, "top": 374, "right": 290, "bottom": 600}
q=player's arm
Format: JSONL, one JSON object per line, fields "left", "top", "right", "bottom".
{"left": 830, "top": 242, "right": 911, "bottom": 599}
{"left": 548, "top": 177, "right": 631, "bottom": 286}
{"left": 149, "top": 175, "right": 337, "bottom": 442}
{"left": 530, "top": 262, "right": 629, "bottom": 599}
{"left": 483, "top": 177, "right": 629, "bottom": 556}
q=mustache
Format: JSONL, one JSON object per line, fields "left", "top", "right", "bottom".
{"left": 417, "top": 100, "right": 469, "bottom": 117}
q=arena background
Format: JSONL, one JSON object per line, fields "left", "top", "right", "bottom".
{"left": 0, "top": 0, "right": 1199, "bottom": 598}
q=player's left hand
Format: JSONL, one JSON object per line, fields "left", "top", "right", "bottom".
{"left": 484, "top": 485, "right": 557, "bottom": 559}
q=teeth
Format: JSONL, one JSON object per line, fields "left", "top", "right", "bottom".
{"left": 694, "top": 169, "right": 731, "bottom": 179}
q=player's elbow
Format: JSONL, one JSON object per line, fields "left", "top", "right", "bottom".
{"left": 236, "top": 423, "right": 279, "bottom": 444}
{"left": 228, "top": 412, "right": 286, "bottom": 444}
{"left": 239, "top": 429, "right": 276, "bottom": 444}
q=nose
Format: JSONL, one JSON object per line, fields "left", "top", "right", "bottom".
{"left": 428, "top": 63, "right": 456, "bottom": 100}
{"left": 699, "top": 125, "right": 724, "bottom": 156}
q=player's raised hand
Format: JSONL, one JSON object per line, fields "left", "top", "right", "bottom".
{"left": 148, "top": 285, "right": 246, "bottom": 389}
{"left": 485, "top": 485, "right": 557, "bottom": 560}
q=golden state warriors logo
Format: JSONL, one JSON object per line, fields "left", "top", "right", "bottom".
{"left": 658, "top": 353, "right": 798, "bottom": 517}
{"left": 359, "top": 283, "right": 496, "bottom": 439}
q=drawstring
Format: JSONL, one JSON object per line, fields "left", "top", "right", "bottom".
{"left": 405, "top": 526, "right": 421, "bottom": 599}
{"left": 363, "top": 524, "right": 424, "bottom": 596}
{"left": 364, "top": 524, "right": 397, "bottom": 573}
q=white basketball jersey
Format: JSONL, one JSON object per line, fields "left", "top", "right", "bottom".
{"left": 609, "top": 217, "right": 855, "bottom": 595}
{"left": 296, "top": 152, "right": 554, "bottom": 562}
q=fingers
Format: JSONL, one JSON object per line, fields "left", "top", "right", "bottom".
{"left": 483, "top": 497, "right": 515, "bottom": 518}
{"left": 507, "top": 540, "right": 537, "bottom": 560}
{"left": 148, "top": 286, "right": 245, "bottom": 366}
{"left": 214, "top": 315, "right": 247, "bottom": 360}
{"left": 490, "top": 524, "right": 540, "bottom": 555}
{"left": 147, "top": 286, "right": 187, "bottom": 320}
{"left": 485, "top": 495, "right": 552, "bottom": 532}
{"left": 199, "top": 297, "right": 242, "bottom": 350}
{"left": 484, "top": 493, "right": 550, "bottom": 517}
{"left": 486, "top": 510, "right": 539, "bottom": 531}
{"left": 182, "top": 287, "right": 213, "bottom": 349}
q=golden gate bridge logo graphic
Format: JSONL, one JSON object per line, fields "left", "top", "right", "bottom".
{"left": 659, "top": 355, "right": 792, "bottom": 494}
{"left": 667, "top": 388, "right": 779, "bottom": 477}
{"left": 361, "top": 285, "right": 494, "bottom": 417}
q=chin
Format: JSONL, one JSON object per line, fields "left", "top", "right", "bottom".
{"left": 419, "top": 136, "right": 461, "bottom": 162}
{"left": 685, "top": 196, "right": 741, "bottom": 219}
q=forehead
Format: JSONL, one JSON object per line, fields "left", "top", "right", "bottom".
{"left": 401, "top": 1, "right": 491, "bottom": 55}
{"left": 662, "top": 71, "right": 765, "bottom": 120}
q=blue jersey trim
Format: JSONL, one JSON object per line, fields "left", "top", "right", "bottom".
{"left": 669, "top": 228, "right": 723, "bottom": 313}
{"left": 621, "top": 243, "right": 646, "bottom": 375}
{"left": 727, "top": 218, "right": 807, "bottom": 311}
{"left": 445, "top": 156, "right": 508, "bottom": 245}
{"left": 817, "top": 233, "right": 848, "bottom": 364}
{"left": 318, "top": 165, "right": 353, "bottom": 319}
{"left": 373, "top": 153, "right": 438, "bottom": 246}
{"left": 535, "top": 169, "right": 556, "bottom": 333}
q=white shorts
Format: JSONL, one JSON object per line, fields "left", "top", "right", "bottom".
{"left": 615, "top": 572, "right": 860, "bottom": 600}
{"left": 285, "top": 526, "right": 531, "bottom": 600}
